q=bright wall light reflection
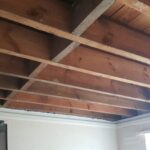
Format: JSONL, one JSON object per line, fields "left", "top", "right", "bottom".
{"left": 145, "top": 133, "right": 150, "bottom": 150}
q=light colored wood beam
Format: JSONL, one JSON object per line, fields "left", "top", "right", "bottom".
{"left": 0, "top": 56, "right": 149, "bottom": 102}
{"left": 1, "top": 48, "right": 150, "bottom": 90}
{"left": 6, "top": 101, "right": 122, "bottom": 121}
{"left": 0, "top": 10, "right": 150, "bottom": 66}
{"left": 52, "top": 0, "right": 115, "bottom": 61}
{"left": 0, "top": 66, "right": 150, "bottom": 103}
{"left": 0, "top": 91, "right": 136, "bottom": 116}
{"left": 124, "top": 0, "right": 150, "bottom": 17}
{"left": 0, "top": 74, "right": 149, "bottom": 112}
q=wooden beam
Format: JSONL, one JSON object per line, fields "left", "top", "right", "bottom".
{"left": 52, "top": 0, "right": 115, "bottom": 60}
{"left": 2, "top": 41, "right": 150, "bottom": 92}
{"left": 0, "top": 10, "right": 150, "bottom": 66}
{"left": 104, "top": 0, "right": 124, "bottom": 17}
{"left": 124, "top": 0, "right": 150, "bottom": 17}
{"left": 6, "top": 101, "right": 122, "bottom": 121}
{"left": 83, "top": 17, "right": 150, "bottom": 59}
{"left": 0, "top": 74, "right": 150, "bottom": 112}
{"left": 0, "top": 12, "right": 150, "bottom": 89}
{"left": 1, "top": 92, "right": 138, "bottom": 116}
{"left": 13, "top": 0, "right": 115, "bottom": 108}
{"left": 0, "top": 18, "right": 150, "bottom": 92}
{"left": 2, "top": 46, "right": 150, "bottom": 90}
{"left": 70, "top": 0, "right": 115, "bottom": 35}
{"left": 61, "top": 45, "right": 150, "bottom": 89}
{"left": 0, "top": 92, "right": 136, "bottom": 117}
{"left": 1, "top": 54, "right": 150, "bottom": 103}
{"left": 0, "top": 0, "right": 71, "bottom": 31}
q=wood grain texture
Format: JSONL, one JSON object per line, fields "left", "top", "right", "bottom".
{"left": 0, "top": 73, "right": 150, "bottom": 112}
{"left": 6, "top": 101, "right": 123, "bottom": 121}
{"left": 0, "top": 10, "right": 150, "bottom": 66}
{"left": 0, "top": 55, "right": 150, "bottom": 103}
{"left": 124, "top": 0, "right": 150, "bottom": 17}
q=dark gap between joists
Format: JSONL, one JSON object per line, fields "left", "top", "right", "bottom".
{"left": 60, "top": 0, "right": 77, "bottom": 6}
{"left": 0, "top": 54, "right": 40, "bottom": 76}
{"left": 0, "top": 74, "right": 28, "bottom": 89}
{"left": 0, "top": 99, "right": 6, "bottom": 106}
{"left": 141, "top": 87, "right": 150, "bottom": 100}
{"left": 0, "top": 89, "right": 10, "bottom": 98}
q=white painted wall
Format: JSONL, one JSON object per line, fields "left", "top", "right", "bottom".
{"left": 116, "top": 114, "right": 150, "bottom": 150}
{"left": 0, "top": 108, "right": 118, "bottom": 150}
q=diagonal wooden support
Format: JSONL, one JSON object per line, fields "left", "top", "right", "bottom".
{"left": 4, "top": 0, "right": 115, "bottom": 108}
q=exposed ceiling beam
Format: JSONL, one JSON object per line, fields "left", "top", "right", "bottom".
{"left": 0, "top": 89, "right": 137, "bottom": 116}
{"left": 0, "top": 92, "right": 137, "bottom": 117}
{"left": 0, "top": 55, "right": 150, "bottom": 102}
{"left": 1, "top": 46, "right": 150, "bottom": 89}
{"left": 0, "top": 74, "right": 149, "bottom": 112}
{"left": 52, "top": 0, "right": 115, "bottom": 61}
{"left": 0, "top": 7, "right": 150, "bottom": 88}
{"left": 5, "top": 101, "right": 123, "bottom": 121}
{"left": 124, "top": 0, "right": 150, "bottom": 17}
{"left": 0, "top": 0, "right": 115, "bottom": 108}
{"left": 0, "top": 10, "right": 150, "bottom": 65}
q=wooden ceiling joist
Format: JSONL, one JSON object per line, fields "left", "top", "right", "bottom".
{"left": 5, "top": 101, "right": 123, "bottom": 121}
{"left": 0, "top": 7, "right": 150, "bottom": 65}
{"left": 0, "top": 0, "right": 150, "bottom": 120}
{"left": 0, "top": 0, "right": 116, "bottom": 110}
{"left": 124, "top": 0, "right": 150, "bottom": 17}
{"left": 0, "top": 20, "right": 150, "bottom": 88}
{"left": 0, "top": 55, "right": 150, "bottom": 104}
{"left": 0, "top": 54, "right": 149, "bottom": 101}
{"left": 52, "top": 0, "right": 115, "bottom": 61}
{"left": 0, "top": 93, "right": 137, "bottom": 117}
{"left": 0, "top": 73, "right": 150, "bottom": 113}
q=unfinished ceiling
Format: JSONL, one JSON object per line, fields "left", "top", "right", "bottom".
{"left": 0, "top": 0, "right": 150, "bottom": 121}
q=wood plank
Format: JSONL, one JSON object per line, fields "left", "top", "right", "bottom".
{"left": 0, "top": 92, "right": 136, "bottom": 117}
{"left": 128, "top": 14, "right": 150, "bottom": 31}
{"left": 71, "top": 0, "right": 115, "bottom": 35}
{"left": 124, "top": 0, "right": 150, "bottom": 17}
{"left": 2, "top": 45, "right": 150, "bottom": 90}
{"left": 0, "top": 0, "right": 71, "bottom": 31}
{"left": 0, "top": 0, "right": 115, "bottom": 58}
{"left": 37, "top": 65, "right": 150, "bottom": 101}
{"left": 61, "top": 45, "right": 150, "bottom": 88}
{"left": 0, "top": 74, "right": 149, "bottom": 112}
{"left": 83, "top": 17, "right": 150, "bottom": 58}
{"left": 104, "top": 0, "right": 124, "bottom": 17}
{"left": 8, "top": 0, "right": 114, "bottom": 107}
{"left": 6, "top": 101, "right": 122, "bottom": 121}
{"left": 111, "top": 5, "right": 140, "bottom": 23}
{"left": 0, "top": 19, "right": 53, "bottom": 59}
{"left": 0, "top": 56, "right": 150, "bottom": 103}
{"left": 0, "top": 19, "right": 150, "bottom": 89}
{"left": 1, "top": 92, "right": 139, "bottom": 116}
{"left": 0, "top": 10, "right": 150, "bottom": 66}
{"left": 52, "top": 0, "right": 115, "bottom": 61}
